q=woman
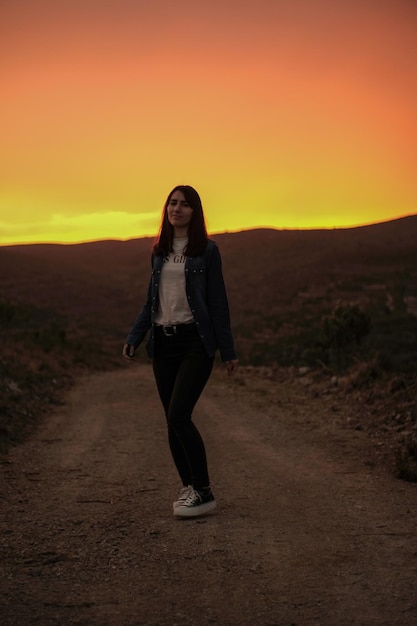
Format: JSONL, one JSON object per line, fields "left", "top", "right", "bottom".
{"left": 123, "top": 185, "right": 238, "bottom": 518}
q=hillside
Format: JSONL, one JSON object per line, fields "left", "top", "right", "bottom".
{"left": 1, "top": 216, "right": 417, "bottom": 475}
{"left": 2, "top": 215, "right": 417, "bottom": 363}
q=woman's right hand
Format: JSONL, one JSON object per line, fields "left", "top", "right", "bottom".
{"left": 225, "top": 359, "right": 239, "bottom": 376}
{"left": 122, "top": 344, "right": 135, "bottom": 360}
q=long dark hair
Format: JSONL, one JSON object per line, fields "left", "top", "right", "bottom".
{"left": 152, "top": 185, "right": 208, "bottom": 257}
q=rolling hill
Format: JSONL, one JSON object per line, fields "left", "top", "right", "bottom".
{"left": 1, "top": 214, "right": 417, "bottom": 364}
{"left": 1, "top": 216, "right": 417, "bottom": 462}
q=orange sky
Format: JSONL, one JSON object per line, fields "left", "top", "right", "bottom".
{"left": 1, "top": 0, "right": 416, "bottom": 244}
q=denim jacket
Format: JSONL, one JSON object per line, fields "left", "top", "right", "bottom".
{"left": 125, "top": 239, "right": 237, "bottom": 362}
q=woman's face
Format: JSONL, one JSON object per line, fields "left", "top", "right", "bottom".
{"left": 167, "top": 190, "right": 193, "bottom": 232}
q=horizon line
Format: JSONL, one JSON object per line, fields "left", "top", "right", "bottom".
{"left": 1, "top": 213, "right": 416, "bottom": 248}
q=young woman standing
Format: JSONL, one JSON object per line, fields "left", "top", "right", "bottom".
{"left": 123, "top": 185, "right": 238, "bottom": 518}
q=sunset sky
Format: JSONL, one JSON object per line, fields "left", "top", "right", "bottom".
{"left": 1, "top": 0, "right": 416, "bottom": 244}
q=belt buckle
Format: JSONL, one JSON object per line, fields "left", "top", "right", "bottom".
{"left": 163, "top": 325, "right": 176, "bottom": 336}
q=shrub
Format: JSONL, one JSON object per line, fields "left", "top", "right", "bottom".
{"left": 322, "top": 303, "right": 371, "bottom": 371}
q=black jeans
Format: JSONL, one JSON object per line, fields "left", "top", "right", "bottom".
{"left": 152, "top": 324, "right": 214, "bottom": 489}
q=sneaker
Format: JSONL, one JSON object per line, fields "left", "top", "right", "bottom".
{"left": 173, "top": 487, "right": 217, "bottom": 518}
{"left": 173, "top": 485, "right": 193, "bottom": 510}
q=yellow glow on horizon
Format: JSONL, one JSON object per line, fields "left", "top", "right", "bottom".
{"left": 1, "top": 195, "right": 415, "bottom": 247}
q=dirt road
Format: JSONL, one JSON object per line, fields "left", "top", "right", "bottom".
{"left": 1, "top": 364, "right": 416, "bottom": 626}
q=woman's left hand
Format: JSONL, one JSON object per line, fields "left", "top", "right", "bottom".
{"left": 225, "top": 360, "right": 239, "bottom": 376}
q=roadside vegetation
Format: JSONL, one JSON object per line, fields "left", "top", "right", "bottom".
{"left": 235, "top": 299, "right": 417, "bottom": 483}
{"left": 1, "top": 219, "right": 416, "bottom": 480}
{"left": 0, "top": 299, "right": 109, "bottom": 452}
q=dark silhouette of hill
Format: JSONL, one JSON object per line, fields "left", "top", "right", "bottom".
{"left": 1, "top": 215, "right": 417, "bottom": 362}
{"left": 1, "top": 216, "right": 416, "bottom": 474}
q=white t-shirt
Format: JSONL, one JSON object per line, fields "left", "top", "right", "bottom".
{"left": 154, "top": 237, "right": 194, "bottom": 326}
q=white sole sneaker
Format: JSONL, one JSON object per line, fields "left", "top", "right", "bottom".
{"left": 173, "top": 497, "right": 217, "bottom": 518}
{"left": 173, "top": 485, "right": 193, "bottom": 510}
